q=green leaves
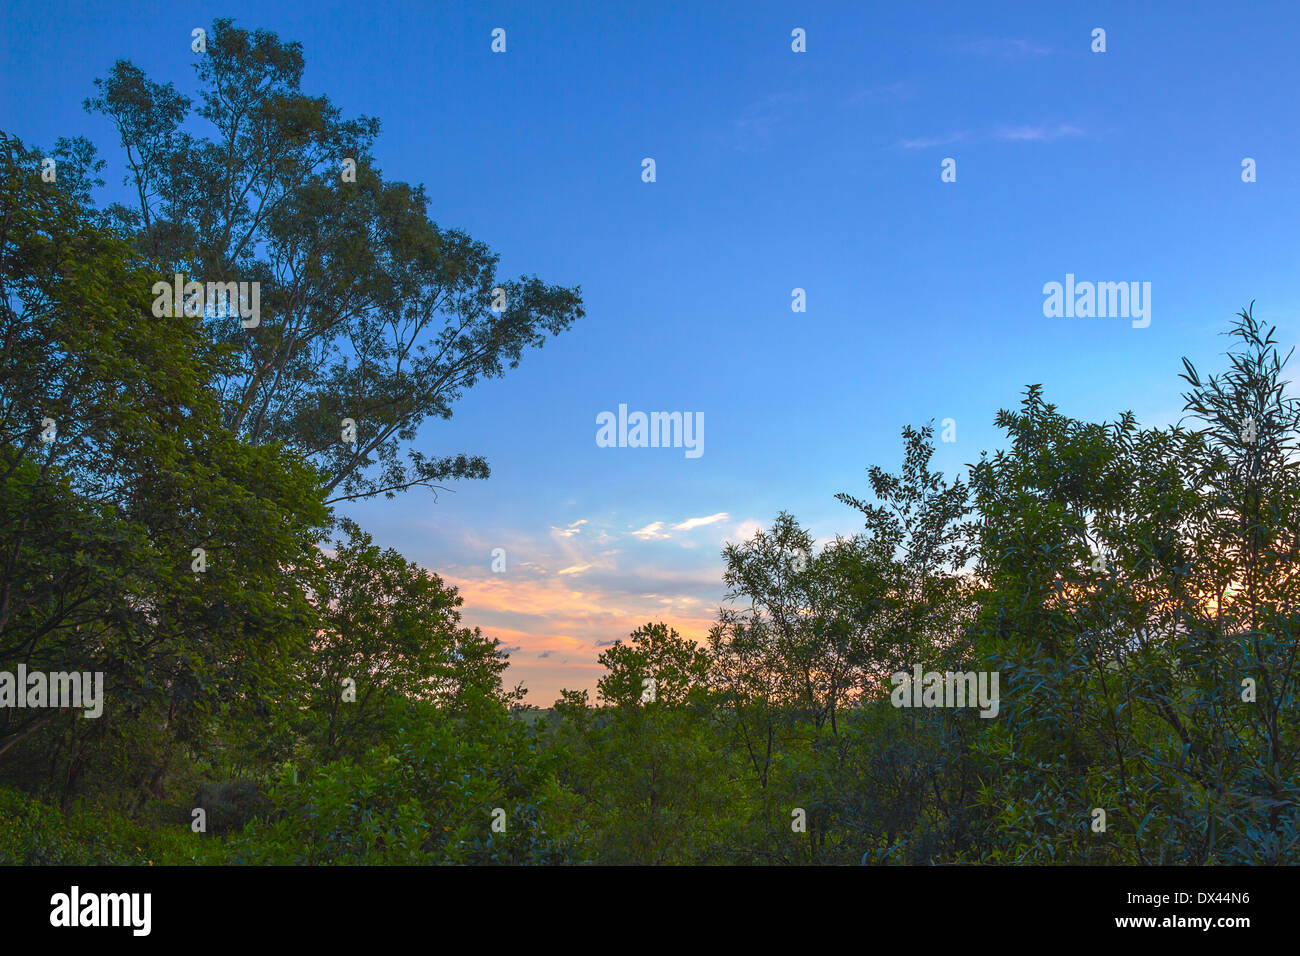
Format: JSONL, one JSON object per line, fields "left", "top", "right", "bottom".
{"left": 85, "top": 18, "right": 584, "bottom": 505}
{"left": 300, "top": 520, "right": 515, "bottom": 761}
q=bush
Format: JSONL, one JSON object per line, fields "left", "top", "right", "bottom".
{"left": 0, "top": 787, "right": 210, "bottom": 865}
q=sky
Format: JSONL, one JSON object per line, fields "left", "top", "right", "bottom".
{"left": 4, "top": 1, "right": 1299, "bottom": 704}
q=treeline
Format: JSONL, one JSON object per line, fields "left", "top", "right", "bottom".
{"left": 538, "top": 332, "right": 1300, "bottom": 864}
{"left": 2, "top": 20, "right": 1297, "bottom": 865}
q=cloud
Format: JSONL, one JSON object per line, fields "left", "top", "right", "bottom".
{"left": 672, "top": 512, "right": 729, "bottom": 532}
{"left": 901, "top": 124, "right": 1086, "bottom": 150}
{"left": 957, "top": 37, "right": 1052, "bottom": 58}
{"left": 993, "top": 123, "right": 1085, "bottom": 142}
{"left": 899, "top": 132, "right": 968, "bottom": 149}
{"left": 443, "top": 569, "right": 721, "bottom": 704}
{"left": 630, "top": 521, "right": 669, "bottom": 540}
{"left": 627, "top": 513, "right": 728, "bottom": 540}
{"left": 730, "top": 91, "right": 806, "bottom": 151}
{"left": 843, "top": 82, "right": 906, "bottom": 107}
{"left": 430, "top": 514, "right": 733, "bottom": 704}
{"left": 730, "top": 518, "right": 763, "bottom": 543}
{"left": 551, "top": 519, "right": 587, "bottom": 538}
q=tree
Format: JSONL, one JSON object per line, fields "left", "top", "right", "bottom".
{"left": 836, "top": 422, "right": 978, "bottom": 679}
{"left": 0, "top": 135, "right": 327, "bottom": 805}
{"left": 303, "top": 520, "right": 517, "bottom": 759}
{"left": 230, "top": 694, "right": 577, "bottom": 865}
{"left": 966, "top": 308, "right": 1300, "bottom": 862}
{"left": 550, "top": 626, "right": 744, "bottom": 864}
{"left": 712, "top": 513, "right": 870, "bottom": 741}
{"left": 85, "top": 18, "right": 584, "bottom": 505}
{"left": 1172, "top": 305, "right": 1300, "bottom": 861}
{"left": 595, "top": 622, "right": 709, "bottom": 707}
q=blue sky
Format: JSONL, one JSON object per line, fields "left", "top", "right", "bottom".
{"left": 4, "top": 0, "right": 1299, "bottom": 702}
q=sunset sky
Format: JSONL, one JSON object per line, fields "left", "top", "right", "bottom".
{"left": 5, "top": 0, "right": 1300, "bottom": 703}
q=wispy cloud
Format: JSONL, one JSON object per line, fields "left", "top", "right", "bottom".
{"left": 550, "top": 519, "right": 587, "bottom": 538}
{"left": 443, "top": 561, "right": 722, "bottom": 703}
{"left": 899, "top": 132, "right": 968, "bottom": 150}
{"left": 900, "top": 123, "right": 1087, "bottom": 149}
{"left": 993, "top": 122, "right": 1085, "bottom": 142}
{"left": 428, "top": 514, "right": 748, "bottom": 703}
{"left": 629, "top": 512, "right": 731, "bottom": 539}
{"left": 672, "top": 512, "right": 729, "bottom": 532}
{"left": 956, "top": 36, "right": 1052, "bottom": 58}
{"left": 730, "top": 91, "right": 805, "bottom": 151}
{"left": 843, "top": 82, "right": 907, "bottom": 107}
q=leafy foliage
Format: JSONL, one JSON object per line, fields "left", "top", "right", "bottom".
{"left": 2, "top": 14, "right": 1295, "bottom": 867}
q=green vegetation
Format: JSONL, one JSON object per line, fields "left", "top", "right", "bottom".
{"left": 2, "top": 19, "right": 1295, "bottom": 865}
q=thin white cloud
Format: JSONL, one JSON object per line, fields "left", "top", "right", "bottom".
{"left": 843, "top": 82, "right": 906, "bottom": 107}
{"left": 958, "top": 37, "right": 1052, "bottom": 58}
{"left": 901, "top": 124, "right": 1086, "bottom": 150}
{"left": 558, "top": 563, "right": 593, "bottom": 576}
{"left": 630, "top": 521, "right": 669, "bottom": 541}
{"left": 731, "top": 91, "right": 806, "bottom": 151}
{"left": 672, "top": 512, "right": 729, "bottom": 532}
{"left": 993, "top": 123, "right": 1085, "bottom": 142}
{"left": 900, "top": 132, "right": 967, "bottom": 149}
{"left": 551, "top": 519, "right": 588, "bottom": 538}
